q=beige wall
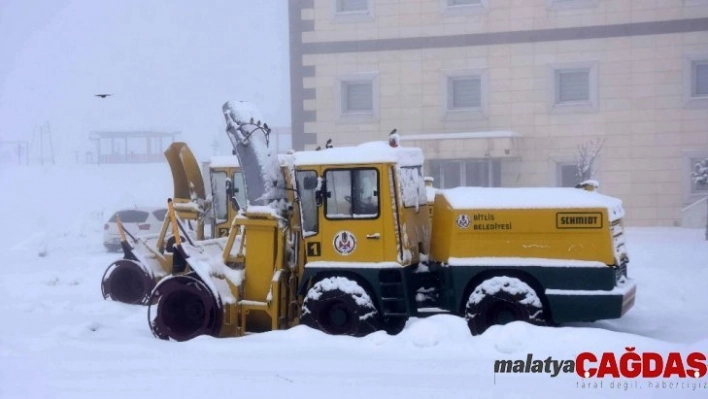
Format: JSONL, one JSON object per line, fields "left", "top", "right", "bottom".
{"left": 295, "top": 0, "right": 708, "bottom": 226}
{"left": 304, "top": 0, "right": 708, "bottom": 43}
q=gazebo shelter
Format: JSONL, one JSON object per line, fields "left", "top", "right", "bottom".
{"left": 89, "top": 131, "right": 180, "bottom": 164}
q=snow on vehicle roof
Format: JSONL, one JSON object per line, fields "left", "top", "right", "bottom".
{"left": 293, "top": 141, "right": 424, "bottom": 167}
{"left": 402, "top": 131, "right": 521, "bottom": 141}
{"left": 209, "top": 155, "right": 240, "bottom": 168}
{"left": 113, "top": 206, "right": 165, "bottom": 213}
{"left": 441, "top": 187, "right": 625, "bottom": 221}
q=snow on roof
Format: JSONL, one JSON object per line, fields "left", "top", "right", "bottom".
{"left": 402, "top": 131, "right": 521, "bottom": 141}
{"left": 113, "top": 205, "right": 165, "bottom": 212}
{"left": 209, "top": 155, "right": 240, "bottom": 168}
{"left": 293, "top": 141, "right": 424, "bottom": 167}
{"left": 440, "top": 187, "right": 625, "bottom": 221}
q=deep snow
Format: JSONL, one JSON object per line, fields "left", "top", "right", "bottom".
{"left": 1, "top": 163, "right": 707, "bottom": 399}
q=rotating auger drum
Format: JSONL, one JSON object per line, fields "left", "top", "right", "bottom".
{"left": 100, "top": 215, "right": 163, "bottom": 305}
{"left": 147, "top": 273, "right": 223, "bottom": 341}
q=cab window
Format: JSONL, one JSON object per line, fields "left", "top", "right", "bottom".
{"left": 295, "top": 170, "right": 319, "bottom": 237}
{"left": 210, "top": 171, "right": 228, "bottom": 222}
{"left": 325, "top": 168, "right": 379, "bottom": 219}
{"left": 232, "top": 171, "right": 247, "bottom": 208}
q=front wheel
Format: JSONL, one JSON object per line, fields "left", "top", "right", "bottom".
{"left": 300, "top": 277, "right": 380, "bottom": 337}
{"left": 465, "top": 276, "right": 546, "bottom": 335}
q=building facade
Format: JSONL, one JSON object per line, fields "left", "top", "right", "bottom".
{"left": 289, "top": 0, "right": 708, "bottom": 226}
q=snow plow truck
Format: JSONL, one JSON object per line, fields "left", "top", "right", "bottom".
{"left": 101, "top": 142, "right": 246, "bottom": 305}
{"left": 146, "top": 100, "right": 636, "bottom": 341}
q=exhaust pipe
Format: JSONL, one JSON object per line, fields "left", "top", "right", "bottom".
{"left": 101, "top": 259, "right": 155, "bottom": 305}
{"left": 147, "top": 274, "right": 222, "bottom": 341}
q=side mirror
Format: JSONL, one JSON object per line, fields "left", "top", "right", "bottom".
{"left": 303, "top": 175, "right": 318, "bottom": 190}
{"left": 225, "top": 178, "right": 234, "bottom": 196}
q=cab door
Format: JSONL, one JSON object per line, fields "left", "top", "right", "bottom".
{"left": 318, "top": 166, "right": 385, "bottom": 262}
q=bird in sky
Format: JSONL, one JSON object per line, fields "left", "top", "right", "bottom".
{"left": 94, "top": 94, "right": 112, "bottom": 98}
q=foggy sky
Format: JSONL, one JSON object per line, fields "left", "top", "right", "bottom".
{"left": 0, "top": 0, "right": 290, "bottom": 162}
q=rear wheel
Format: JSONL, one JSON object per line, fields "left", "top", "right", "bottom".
{"left": 300, "top": 277, "right": 380, "bottom": 337}
{"left": 465, "top": 276, "right": 546, "bottom": 335}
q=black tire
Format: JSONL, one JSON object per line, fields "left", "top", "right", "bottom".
{"left": 382, "top": 317, "right": 407, "bottom": 335}
{"left": 465, "top": 276, "right": 546, "bottom": 335}
{"left": 300, "top": 277, "right": 380, "bottom": 337}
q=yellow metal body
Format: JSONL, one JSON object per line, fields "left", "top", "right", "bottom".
{"left": 429, "top": 192, "right": 625, "bottom": 266}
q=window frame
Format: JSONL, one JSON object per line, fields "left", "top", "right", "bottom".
{"left": 323, "top": 167, "right": 381, "bottom": 221}
{"left": 443, "top": 69, "right": 488, "bottom": 115}
{"left": 684, "top": 54, "right": 708, "bottom": 108}
{"left": 548, "top": 61, "right": 598, "bottom": 112}
{"left": 337, "top": 73, "right": 379, "bottom": 122}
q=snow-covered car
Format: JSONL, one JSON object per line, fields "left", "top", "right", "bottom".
{"left": 103, "top": 207, "right": 167, "bottom": 252}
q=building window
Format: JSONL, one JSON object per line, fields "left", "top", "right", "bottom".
{"left": 684, "top": 55, "right": 708, "bottom": 107}
{"left": 547, "top": 0, "right": 600, "bottom": 10}
{"left": 338, "top": 73, "right": 378, "bottom": 120}
{"left": 336, "top": 0, "right": 367, "bottom": 13}
{"left": 690, "top": 157, "right": 708, "bottom": 194}
{"left": 343, "top": 81, "right": 373, "bottom": 113}
{"left": 556, "top": 162, "right": 579, "bottom": 187}
{"left": 448, "top": 76, "right": 482, "bottom": 110}
{"left": 333, "top": 0, "right": 372, "bottom": 21}
{"left": 557, "top": 69, "right": 590, "bottom": 103}
{"left": 448, "top": 0, "right": 482, "bottom": 6}
{"left": 549, "top": 62, "right": 598, "bottom": 111}
{"left": 444, "top": 70, "right": 487, "bottom": 114}
{"left": 441, "top": 0, "right": 488, "bottom": 14}
{"left": 429, "top": 159, "right": 501, "bottom": 189}
{"left": 690, "top": 60, "right": 708, "bottom": 98}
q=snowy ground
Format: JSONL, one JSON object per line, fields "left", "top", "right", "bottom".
{"left": 1, "top": 164, "right": 707, "bottom": 398}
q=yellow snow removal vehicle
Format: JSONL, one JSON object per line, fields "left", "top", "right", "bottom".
{"left": 147, "top": 100, "right": 636, "bottom": 341}
{"left": 100, "top": 142, "right": 246, "bottom": 305}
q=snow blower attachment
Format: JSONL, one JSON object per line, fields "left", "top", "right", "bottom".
{"left": 145, "top": 100, "right": 636, "bottom": 341}
{"left": 101, "top": 142, "right": 209, "bottom": 305}
{"left": 100, "top": 215, "right": 157, "bottom": 304}
{"left": 148, "top": 101, "right": 291, "bottom": 341}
